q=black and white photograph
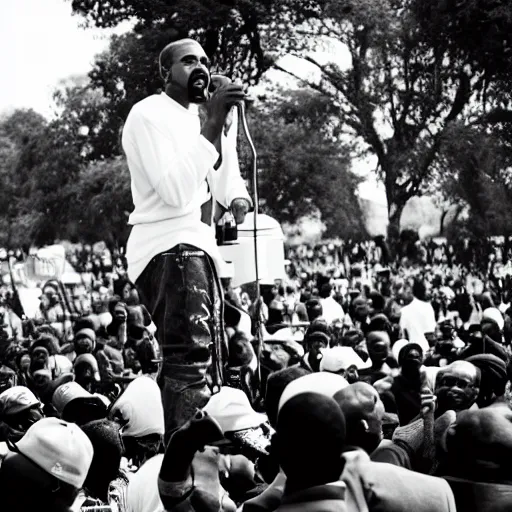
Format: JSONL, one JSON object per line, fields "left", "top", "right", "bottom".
{"left": 1, "top": 1, "right": 512, "bottom": 510}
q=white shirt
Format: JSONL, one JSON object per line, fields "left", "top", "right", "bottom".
{"left": 122, "top": 92, "right": 251, "bottom": 282}
{"left": 127, "top": 454, "right": 164, "bottom": 512}
{"left": 320, "top": 296, "right": 345, "bottom": 324}
{"left": 399, "top": 298, "right": 436, "bottom": 352}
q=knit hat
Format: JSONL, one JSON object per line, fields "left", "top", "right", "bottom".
{"left": 203, "top": 387, "right": 267, "bottom": 433}
{"left": 11, "top": 417, "right": 93, "bottom": 488}
{"left": 466, "top": 353, "right": 508, "bottom": 396}
{"left": 109, "top": 376, "right": 165, "bottom": 437}
{"left": 80, "top": 419, "right": 124, "bottom": 499}
{"left": 319, "top": 346, "right": 370, "bottom": 373}
{"left": 278, "top": 372, "right": 349, "bottom": 414}
{"left": 461, "top": 334, "right": 509, "bottom": 362}
{"left": 74, "top": 354, "right": 101, "bottom": 382}
{"left": 304, "top": 319, "right": 331, "bottom": 345}
{"left": 30, "top": 335, "right": 59, "bottom": 356}
{"left": 0, "top": 386, "right": 40, "bottom": 416}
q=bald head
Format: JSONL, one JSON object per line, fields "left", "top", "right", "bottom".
{"left": 158, "top": 38, "right": 208, "bottom": 80}
{"left": 333, "top": 382, "right": 384, "bottom": 453}
{"left": 437, "top": 360, "right": 481, "bottom": 388}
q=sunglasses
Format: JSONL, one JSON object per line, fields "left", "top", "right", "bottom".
{"left": 438, "top": 376, "right": 473, "bottom": 390}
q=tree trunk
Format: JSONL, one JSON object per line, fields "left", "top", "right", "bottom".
{"left": 387, "top": 202, "right": 405, "bottom": 244}
{"left": 440, "top": 210, "right": 449, "bottom": 235}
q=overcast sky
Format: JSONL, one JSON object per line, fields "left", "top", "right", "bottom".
{"left": 0, "top": 0, "right": 128, "bottom": 117}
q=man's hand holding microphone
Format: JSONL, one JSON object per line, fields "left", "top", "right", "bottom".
{"left": 200, "top": 75, "right": 246, "bottom": 148}
{"left": 201, "top": 75, "right": 250, "bottom": 225}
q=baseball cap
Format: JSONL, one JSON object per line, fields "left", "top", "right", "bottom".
{"left": 11, "top": 417, "right": 93, "bottom": 489}
{"left": 319, "top": 347, "right": 371, "bottom": 373}
{"left": 203, "top": 387, "right": 267, "bottom": 433}
{"left": 52, "top": 382, "right": 93, "bottom": 414}
{"left": 0, "top": 386, "right": 40, "bottom": 416}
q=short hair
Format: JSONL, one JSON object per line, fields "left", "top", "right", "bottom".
{"left": 319, "top": 283, "right": 332, "bottom": 299}
{"left": 276, "top": 393, "right": 346, "bottom": 486}
{"left": 412, "top": 279, "right": 427, "bottom": 300}
{"left": 265, "top": 366, "right": 310, "bottom": 428}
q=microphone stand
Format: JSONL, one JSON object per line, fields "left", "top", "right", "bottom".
{"left": 236, "top": 101, "right": 263, "bottom": 389}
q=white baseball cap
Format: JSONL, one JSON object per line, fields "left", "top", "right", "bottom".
{"left": 0, "top": 386, "right": 40, "bottom": 416}
{"left": 319, "top": 347, "right": 370, "bottom": 373}
{"left": 278, "top": 372, "right": 349, "bottom": 414}
{"left": 203, "top": 387, "right": 267, "bottom": 433}
{"left": 13, "top": 417, "right": 93, "bottom": 488}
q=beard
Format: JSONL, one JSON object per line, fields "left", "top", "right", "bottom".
{"left": 187, "top": 69, "right": 210, "bottom": 103}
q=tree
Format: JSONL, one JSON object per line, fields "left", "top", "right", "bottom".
{"left": 243, "top": 88, "right": 366, "bottom": 237}
{"left": 0, "top": 110, "right": 51, "bottom": 248}
{"left": 70, "top": 0, "right": 273, "bottom": 82}
{"left": 438, "top": 124, "right": 512, "bottom": 238}
{"left": 262, "top": 0, "right": 512, "bottom": 240}
{"left": 68, "top": 156, "right": 133, "bottom": 249}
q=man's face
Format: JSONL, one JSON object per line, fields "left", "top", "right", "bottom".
{"left": 367, "top": 334, "right": 390, "bottom": 363}
{"left": 435, "top": 365, "right": 479, "bottom": 413}
{"left": 74, "top": 336, "right": 93, "bottom": 355}
{"left": 401, "top": 347, "right": 422, "bottom": 372}
{"left": 31, "top": 347, "right": 48, "bottom": 369}
{"left": 169, "top": 44, "right": 211, "bottom": 103}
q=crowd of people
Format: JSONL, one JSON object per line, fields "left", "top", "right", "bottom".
{"left": 0, "top": 236, "right": 510, "bottom": 511}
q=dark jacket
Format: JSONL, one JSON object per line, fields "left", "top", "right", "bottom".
{"left": 444, "top": 476, "right": 512, "bottom": 512}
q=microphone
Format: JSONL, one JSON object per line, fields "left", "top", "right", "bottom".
{"left": 209, "top": 74, "right": 254, "bottom": 104}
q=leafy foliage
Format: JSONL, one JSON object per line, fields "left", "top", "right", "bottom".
{"left": 242, "top": 89, "right": 367, "bottom": 237}
{"left": 438, "top": 124, "right": 512, "bottom": 238}
{"left": 67, "top": 156, "right": 133, "bottom": 248}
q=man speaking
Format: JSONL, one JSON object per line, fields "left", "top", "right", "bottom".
{"left": 121, "top": 38, "right": 252, "bottom": 436}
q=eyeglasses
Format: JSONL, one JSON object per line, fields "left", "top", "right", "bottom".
{"left": 438, "top": 376, "right": 474, "bottom": 389}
